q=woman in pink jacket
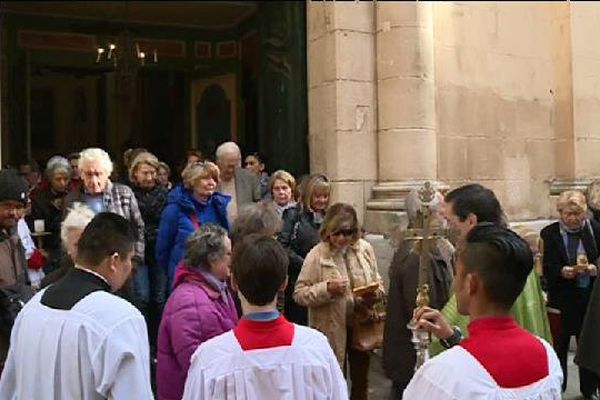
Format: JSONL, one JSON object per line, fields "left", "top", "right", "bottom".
{"left": 156, "top": 223, "right": 238, "bottom": 400}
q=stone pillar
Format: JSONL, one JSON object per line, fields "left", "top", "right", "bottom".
{"left": 549, "top": 2, "right": 600, "bottom": 197}
{"left": 306, "top": 1, "right": 378, "bottom": 224}
{"left": 365, "top": 3, "right": 443, "bottom": 233}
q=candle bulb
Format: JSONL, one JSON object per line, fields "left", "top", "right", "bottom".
{"left": 153, "top": 49, "right": 158, "bottom": 63}
{"left": 135, "top": 43, "right": 140, "bottom": 57}
{"left": 107, "top": 43, "right": 115, "bottom": 60}
{"left": 96, "top": 48, "right": 105, "bottom": 63}
{"left": 140, "top": 51, "right": 146, "bottom": 66}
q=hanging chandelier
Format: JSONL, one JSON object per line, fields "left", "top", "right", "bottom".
{"left": 95, "top": 31, "right": 158, "bottom": 70}
{"left": 94, "top": 2, "right": 157, "bottom": 71}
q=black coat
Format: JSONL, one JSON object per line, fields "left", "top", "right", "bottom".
{"left": 382, "top": 240, "right": 453, "bottom": 387}
{"left": 27, "top": 186, "right": 67, "bottom": 261}
{"left": 541, "top": 220, "right": 600, "bottom": 334}
{"left": 576, "top": 276, "right": 600, "bottom": 376}
{"left": 277, "top": 206, "right": 322, "bottom": 325}
{"left": 132, "top": 184, "right": 168, "bottom": 264}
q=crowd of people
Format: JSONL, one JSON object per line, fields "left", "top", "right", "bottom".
{"left": 0, "top": 140, "right": 598, "bottom": 399}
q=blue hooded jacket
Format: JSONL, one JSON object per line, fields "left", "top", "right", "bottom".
{"left": 155, "top": 183, "right": 231, "bottom": 287}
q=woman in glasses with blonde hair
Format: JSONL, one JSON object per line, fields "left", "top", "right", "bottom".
{"left": 294, "top": 202, "right": 385, "bottom": 400}
{"left": 156, "top": 161, "right": 230, "bottom": 291}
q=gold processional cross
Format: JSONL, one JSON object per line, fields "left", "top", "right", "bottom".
{"left": 403, "top": 181, "right": 448, "bottom": 370}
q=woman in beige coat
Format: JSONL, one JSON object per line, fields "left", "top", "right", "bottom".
{"left": 294, "top": 203, "right": 384, "bottom": 400}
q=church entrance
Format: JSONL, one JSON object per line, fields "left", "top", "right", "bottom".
{"left": 0, "top": 1, "right": 309, "bottom": 176}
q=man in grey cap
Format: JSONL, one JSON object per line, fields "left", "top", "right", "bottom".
{"left": 0, "top": 169, "right": 32, "bottom": 368}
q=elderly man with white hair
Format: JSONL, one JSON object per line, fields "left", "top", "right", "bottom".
{"left": 215, "top": 141, "right": 261, "bottom": 222}
{"left": 63, "top": 148, "right": 148, "bottom": 316}
{"left": 382, "top": 186, "right": 455, "bottom": 400}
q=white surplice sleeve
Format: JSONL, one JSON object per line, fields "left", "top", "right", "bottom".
{"left": 93, "top": 315, "right": 154, "bottom": 400}
{"left": 182, "top": 363, "right": 207, "bottom": 400}
{"left": 323, "top": 337, "right": 349, "bottom": 400}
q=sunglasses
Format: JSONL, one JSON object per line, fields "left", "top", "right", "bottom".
{"left": 332, "top": 228, "right": 357, "bottom": 237}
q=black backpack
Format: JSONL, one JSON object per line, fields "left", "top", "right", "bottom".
{"left": 0, "top": 285, "right": 34, "bottom": 338}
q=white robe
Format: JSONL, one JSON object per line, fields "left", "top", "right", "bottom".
{"left": 0, "top": 289, "right": 154, "bottom": 400}
{"left": 403, "top": 339, "right": 562, "bottom": 400}
{"left": 182, "top": 325, "right": 348, "bottom": 400}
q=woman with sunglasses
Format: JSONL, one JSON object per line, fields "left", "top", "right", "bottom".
{"left": 294, "top": 203, "right": 385, "bottom": 400}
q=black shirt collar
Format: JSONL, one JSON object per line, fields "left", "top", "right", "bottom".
{"left": 41, "top": 267, "right": 111, "bottom": 310}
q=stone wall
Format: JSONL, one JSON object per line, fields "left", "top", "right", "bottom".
{"left": 307, "top": 2, "right": 600, "bottom": 232}
{"left": 435, "top": 2, "right": 600, "bottom": 221}
{"left": 307, "top": 2, "right": 378, "bottom": 224}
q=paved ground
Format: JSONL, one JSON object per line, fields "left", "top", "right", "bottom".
{"left": 363, "top": 234, "right": 584, "bottom": 400}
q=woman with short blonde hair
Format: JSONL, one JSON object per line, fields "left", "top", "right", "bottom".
{"left": 269, "top": 170, "right": 297, "bottom": 216}
{"left": 181, "top": 161, "right": 220, "bottom": 190}
{"left": 277, "top": 173, "right": 331, "bottom": 325}
{"left": 128, "top": 152, "right": 160, "bottom": 183}
{"left": 541, "top": 189, "right": 600, "bottom": 394}
{"left": 557, "top": 190, "right": 587, "bottom": 214}
{"left": 129, "top": 151, "right": 169, "bottom": 351}
{"left": 156, "top": 160, "right": 230, "bottom": 290}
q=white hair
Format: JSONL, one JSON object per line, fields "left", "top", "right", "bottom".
{"left": 61, "top": 203, "right": 95, "bottom": 244}
{"left": 215, "top": 141, "right": 241, "bottom": 161}
{"left": 79, "top": 148, "right": 113, "bottom": 175}
{"left": 45, "top": 155, "right": 72, "bottom": 178}
{"left": 405, "top": 188, "right": 444, "bottom": 225}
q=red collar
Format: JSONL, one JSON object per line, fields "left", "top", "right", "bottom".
{"left": 461, "top": 316, "right": 548, "bottom": 388}
{"left": 234, "top": 316, "right": 294, "bottom": 351}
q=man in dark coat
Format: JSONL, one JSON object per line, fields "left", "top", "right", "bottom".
{"left": 577, "top": 279, "right": 600, "bottom": 398}
{"left": 0, "top": 169, "right": 31, "bottom": 367}
{"left": 382, "top": 188, "right": 454, "bottom": 399}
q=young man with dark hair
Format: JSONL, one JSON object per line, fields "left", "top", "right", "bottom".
{"left": 444, "top": 183, "right": 507, "bottom": 243}
{"left": 437, "top": 183, "right": 552, "bottom": 354}
{"left": 403, "top": 224, "right": 562, "bottom": 399}
{"left": 182, "top": 234, "right": 347, "bottom": 399}
{"left": 0, "top": 212, "right": 154, "bottom": 399}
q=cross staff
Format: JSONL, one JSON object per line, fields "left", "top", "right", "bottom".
{"left": 404, "top": 181, "right": 448, "bottom": 369}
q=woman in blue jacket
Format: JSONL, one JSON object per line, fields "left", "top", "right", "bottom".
{"left": 156, "top": 161, "right": 230, "bottom": 290}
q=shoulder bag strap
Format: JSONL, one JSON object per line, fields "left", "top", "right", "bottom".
{"left": 190, "top": 213, "right": 200, "bottom": 230}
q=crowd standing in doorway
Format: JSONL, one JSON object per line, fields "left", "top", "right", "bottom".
{"left": 0, "top": 140, "right": 598, "bottom": 399}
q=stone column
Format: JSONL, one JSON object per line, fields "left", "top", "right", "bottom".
{"left": 365, "top": 2, "right": 444, "bottom": 233}
{"left": 549, "top": 2, "right": 600, "bottom": 197}
{"left": 306, "top": 1, "right": 378, "bottom": 224}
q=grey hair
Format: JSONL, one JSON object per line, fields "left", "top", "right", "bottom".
{"left": 79, "top": 148, "right": 114, "bottom": 176}
{"left": 405, "top": 187, "right": 444, "bottom": 227}
{"left": 215, "top": 141, "right": 241, "bottom": 161}
{"left": 45, "top": 155, "right": 73, "bottom": 178}
{"left": 61, "top": 203, "right": 95, "bottom": 244}
{"left": 185, "top": 223, "right": 229, "bottom": 270}
{"left": 230, "top": 201, "right": 282, "bottom": 244}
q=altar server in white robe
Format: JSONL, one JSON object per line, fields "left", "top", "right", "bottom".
{"left": 183, "top": 234, "right": 347, "bottom": 400}
{"left": 403, "top": 224, "right": 562, "bottom": 400}
{"left": 0, "top": 212, "right": 154, "bottom": 400}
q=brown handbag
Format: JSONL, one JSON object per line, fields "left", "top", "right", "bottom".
{"left": 351, "top": 310, "right": 386, "bottom": 351}
{"left": 350, "top": 283, "right": 386, "bottom": 351}
{"left": 346, "top": 244, "right": 387, "bottom": 351}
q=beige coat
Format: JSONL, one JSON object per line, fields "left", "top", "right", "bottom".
{"left": 293, "top": 238, "right": 383, "bottom": 368}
